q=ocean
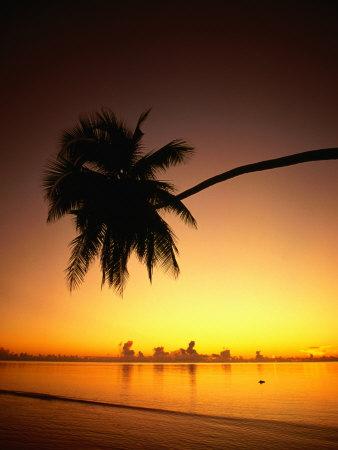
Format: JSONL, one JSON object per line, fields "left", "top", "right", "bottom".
{"left": 0, "top": 361, "right": 337, "bottom": 449}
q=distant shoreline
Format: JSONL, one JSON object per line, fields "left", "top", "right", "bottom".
{"left": 2, "top": 345, "right": 337, "bottom": 363}
{"left": 1, "top": 357, "right": 337, "bottom": 363}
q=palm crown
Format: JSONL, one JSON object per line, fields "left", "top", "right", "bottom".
{"left": 43, "top": 109, "right": 196, "bottom": 294}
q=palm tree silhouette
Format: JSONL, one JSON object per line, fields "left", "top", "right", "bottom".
{"left": 44, "top": 109, "right": 338, "bottom": 294}
{"left": 43, "top": 109, "right": 196, "bottom": 294}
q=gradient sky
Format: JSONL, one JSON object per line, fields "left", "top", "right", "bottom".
{"left": 1, "top": 1, "right": 338, "bottom": 357}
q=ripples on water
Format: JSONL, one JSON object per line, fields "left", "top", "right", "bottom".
{"left": 0, "top": 362, "right": 338, "bottom": 449}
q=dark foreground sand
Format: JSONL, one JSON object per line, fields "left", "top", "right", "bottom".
{"left": 0, "top": 394, "right": 337, "bottom": 449}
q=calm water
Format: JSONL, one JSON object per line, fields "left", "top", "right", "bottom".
{"left": 1, "top": 362, "right": 338, "bottom": 449}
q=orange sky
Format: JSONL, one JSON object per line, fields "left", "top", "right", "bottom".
{"left": 1, "top": 1, "right": 338, "bottom": 357}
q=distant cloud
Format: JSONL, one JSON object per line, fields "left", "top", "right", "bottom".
{"left": 300, "top": 345, "right": 331, "bottom": 356}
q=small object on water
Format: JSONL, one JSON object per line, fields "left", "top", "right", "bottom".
{"left": 258, "top": 380, "right": 265, "bottom": 384}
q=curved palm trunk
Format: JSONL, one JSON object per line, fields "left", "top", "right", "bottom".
{"left": 176, "top": 148, "right": 338, "bottom": 201}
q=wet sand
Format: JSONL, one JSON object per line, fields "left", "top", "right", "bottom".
{"left": 1, "top": 394, "right": 337, "bottom": 449}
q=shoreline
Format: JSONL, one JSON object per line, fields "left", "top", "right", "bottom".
{"left": 1, "top": 358, "right": 338, "bottom": 364}
{"left": 1, "top": 393, "right": 337, "bottom": 450}
{"left": 1, "top": 388, "right": 337, "bottom": 430}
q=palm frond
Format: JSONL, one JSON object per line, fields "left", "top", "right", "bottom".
{"left": 43, "top": 156, "right": 107, "bottom": 222}
{"left": 100, "top": 229, "right": 133, "bottom": 295}
{"left": 148, "top": 188, "right": 197, "bottom": 227}
{"left": 66, "top": 221, "right": 105, "bottom": 290}
{"left": 133, "top": 140, "right": 194, "bottom": 178}
{"left": 151, "top": 214, "right": 180, "bottom": 277}
{"left": 60, "top": 109, "right": 139, "bottom": 175}
{"left": 132, "top": 108, "right": 151, "bottom": 144}
{"left": 134, "top": 179, "right": 176, "bottom": 196}
{"left": 145, "top": 231, "right": 155, "bottom": 282}
{"left": 133, "top": 210, "right": 180, "bottom": 282}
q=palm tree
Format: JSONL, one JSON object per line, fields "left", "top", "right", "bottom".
{"left": 43, "top": 109, "right": 196, "bottom": 294}
{"left": 44, "top": 109, "right": 338, "bottom": 294}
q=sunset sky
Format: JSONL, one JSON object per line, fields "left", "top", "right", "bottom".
{"left": 1, "top": 1, "right": 338, "bottom": 357}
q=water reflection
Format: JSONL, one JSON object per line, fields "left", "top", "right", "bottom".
{"left": 153, "top": 364, "right": 164, "bottom": 373}
{"left": 256, "top": 363, "right": 265, "bottom": 375}
{"left": 120, "top": 364, "right": 134, "bottom": 396}
{"left": 1, "top": 362, "right": 337, "bottom": 426}
{"left": 187, "top": 364, "right": 196, "bottom": 385}
{"left": 153, "top": 364, "right": 165, "bottom": 390}
{"left": 222, "top": 364, "right": 231, "bottom": 373}
{"left": 187, "top": 364, "right": 197, "bottom": 406}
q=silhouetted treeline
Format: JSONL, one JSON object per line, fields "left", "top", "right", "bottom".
{"left": 0, "top": 347, "right": 88, "bottom": 362}
{"left": 1, "top": 346, "right": 337, "bottom": 363}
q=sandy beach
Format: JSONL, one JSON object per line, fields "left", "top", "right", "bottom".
{"left": 1, "top": 393, "right": 337, "bottom": 450}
